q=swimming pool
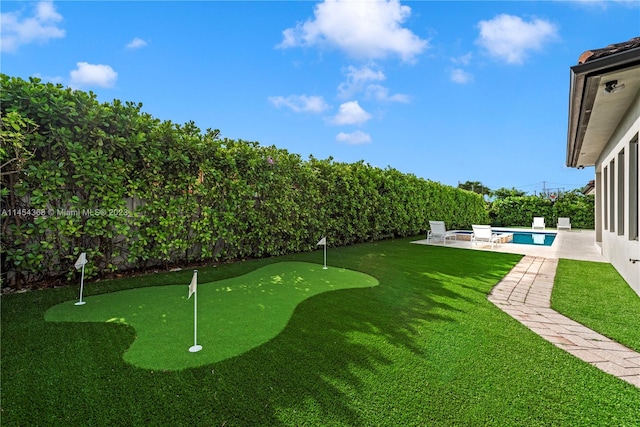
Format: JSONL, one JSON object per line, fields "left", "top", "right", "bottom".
{"left": 507, "top": 231, "right": 556, "bottom": 246}
{"left": 452, "top": 229, "right": 557, "bottom": 247}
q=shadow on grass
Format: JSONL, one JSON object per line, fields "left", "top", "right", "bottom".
{"left": 1, "top": 237, "right": 523, "bottom": 426}
{"left": 163, "top": 240, "right": 522, "bottom": 425}
{"left": 44, "top": 262, "right": 381, "bottom": 371}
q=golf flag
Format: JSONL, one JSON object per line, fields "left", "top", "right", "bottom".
{"left": 188, "top": 270, "right": 202, "bottom": 352}
{"left": 188, "top": 270, "right": 197, "bottom": 299}
{"left": 74, "top": 252, "right": 87, "bottom": 306}
{"left": 317, "top": 237, "right": 328, "bottom": 269}
{"left": 74, "top": 252, "right": 87, "bottom": 269}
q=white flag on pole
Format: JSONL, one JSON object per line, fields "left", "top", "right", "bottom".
{"left": 188, "top": 270, "right": 202, "bottom": 352}
{"left": 74, "top": 252, "right": 87, "bottom": 270}
{"left": 317, "top": 237, "right": 328, "bottom": 269}
{"left": 188, "top": 270, "right": 197, "bottom": 299}
{"left": 74, "top": 252, "right": 88, "bottom": 305}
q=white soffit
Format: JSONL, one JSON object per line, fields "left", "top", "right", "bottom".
{"left": 579, "top": 65, "right": 640, "bottom": 166}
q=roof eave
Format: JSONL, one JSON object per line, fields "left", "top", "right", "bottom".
{"left": 566, "top": 47, "right": 640, "bottom": 168}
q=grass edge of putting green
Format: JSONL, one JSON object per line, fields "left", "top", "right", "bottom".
{"left": 2, "top": 238, "right": 639, "bottom": 427}
{"left": 43, "top": 261, "right": 379, "bottom": 370}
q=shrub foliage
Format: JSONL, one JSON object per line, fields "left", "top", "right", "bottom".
{"left": 1, "top": 75, "right": 489, "bottom": 288}
{"left": 489, "top": 192, "right": 594, "bottom": 229}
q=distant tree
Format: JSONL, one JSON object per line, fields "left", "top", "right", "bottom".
{"left": 458, "top": 181, "right": 490, "bottom": 196}
{"left": 491, "top": 187, "right": 526, "bottom": 199}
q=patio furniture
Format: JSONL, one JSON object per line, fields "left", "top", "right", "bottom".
{"left": 532, "top": 217, "right": 546, "bottom": 230}
{"left": 471, "top": 225, "right": 501, "bottom": 248}
{"left": 557, "top": 217, "right": 572, "bottom": 230}
{"left": 427, "top": 220, "right": 457, "bottom": 244}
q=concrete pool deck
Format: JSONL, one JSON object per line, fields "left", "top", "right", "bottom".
{"left": 412, "top": 230, "right": 640, "bottom": 388}
{"left": 412, "top": 228, "right": 605, "bottom": 262}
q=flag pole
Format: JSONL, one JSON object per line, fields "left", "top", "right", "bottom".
{"left": 74, "top": 253, "right": 87, "bottom": 306}
{"left": 75, "top": 263, "right": 86, "bottom": 306}
{"left": 323, "top": 241, "right": 327, "bottom": 269}
{"left": 317, "top": 237, "right": 328, "bottom": 269}
{"left": 189, "top": 270, "right": 202, "bottom": 353}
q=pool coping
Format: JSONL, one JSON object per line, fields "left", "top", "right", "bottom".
{"left": 443, "top": 228, "right": 558, "bottom": 246}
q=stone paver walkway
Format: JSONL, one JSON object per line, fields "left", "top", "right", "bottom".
{"left": 488, "top": 255, "right": 640, "bottom": 388}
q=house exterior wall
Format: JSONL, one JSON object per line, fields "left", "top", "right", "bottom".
{"left": 596, "top": 96, "right": 640, "bottom": 296}
{"left": 595, "top": 171, "right": 602, "bottom": 243}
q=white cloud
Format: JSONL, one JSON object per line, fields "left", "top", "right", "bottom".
{"left": 126, "top": 37, "right": 147, "bottom": 49}
{"left": 451, "top": 52, "right": 473, "bottom": 66}
{"left": 338, "top": 65, "right": 386, "bottom": 98}
{"left": 450, "top": 68, "right": 473, "bottom": 84}
{"left": 278, "top": 0, "right": 428, "bottom": 62}
{"left": 336, "top": 131, "right": 372, "bottom": 145}
{"left": 69, "top": 62, "right": 118, "bottom": 88}
{"left": 476, "top": 14, "right": 558, "bottom": 65}
{"left": 365, "top": 84, "right": 410, "bottom": 102}
{"left": 332, "top": 101, "right": 372, "bottom": 125}
{"left": 0, "top": 1, "right": 65, "bottom": 53}
{"left": 338, "top": 65, "right": 409, "bottom": 102}
{"left": 268, "top": 95, "right": 330, "bottom": 113}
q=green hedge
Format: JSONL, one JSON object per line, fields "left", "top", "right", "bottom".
{"left": 489, "top": 193, "right": 594, "bottom": 229}
{"left": 551, "top": 191, "right": 595, "bottom": 229}
{"left": 1, "top": 75, "right": 488, "bottom": 288}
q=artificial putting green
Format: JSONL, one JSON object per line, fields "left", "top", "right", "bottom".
{"left": 44, "top": 261, "right": 378, "bottom": 370}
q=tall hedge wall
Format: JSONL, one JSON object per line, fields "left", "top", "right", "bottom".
{"left": 488, "top": 192, "right": 594, "bottom": 229}
{"left": 1, "top": 75, "right": 488, "bottom": 288}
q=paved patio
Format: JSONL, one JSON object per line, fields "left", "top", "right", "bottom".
{"left": 412, "top": 230, "right": 640, "bottom": 388}
{"left": 412, "top": 228, "right": 606, "bottom": 262}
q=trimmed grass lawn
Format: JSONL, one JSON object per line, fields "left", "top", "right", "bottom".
{"left": 552, "top": 258, "right": 640, "bottom": 352}
{"left": 2, "top": 237, "right": 639, "bottom": 426}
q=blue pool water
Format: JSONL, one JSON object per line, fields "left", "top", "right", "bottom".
{"left": 509, "top": 231, "right": 556, "bottom": 246}
{"left": 455, "top": 229, "right": 557, "bottom": 246}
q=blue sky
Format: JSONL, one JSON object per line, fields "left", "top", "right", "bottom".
{"left": 2, "top": 1, "right": 639, "bottom": 195}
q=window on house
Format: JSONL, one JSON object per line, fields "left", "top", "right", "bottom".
{"left": 604, "top": 166, "right": 608, "bottom": 230}
{"left": 618, "top": 149, "right": 625, "bottom": 236}
{"left": 610, "top": 159, "right": 615, "bottom": 232}
{"left": 630, "top": 135, "right": 639, "bottom": 241}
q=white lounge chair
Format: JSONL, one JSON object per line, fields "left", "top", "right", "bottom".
{"left": 532, "top": 217, "right": 546, "bottom": 230}
{"left": 557, "top": 217, "right": 571, "bottom": 230}
{"left": 427, "top": 220, "right": 457, "bottom": 244}
{"left": 471, "top": 225, "right": 501, "bottom": 248}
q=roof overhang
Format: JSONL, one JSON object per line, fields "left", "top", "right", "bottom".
{"left": 567, "top": 48, "right": 640, "bottom": 168}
